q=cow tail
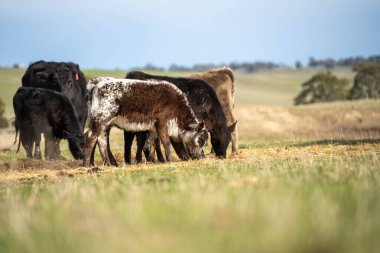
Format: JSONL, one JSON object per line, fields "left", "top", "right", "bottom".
{"left": 14, "top": 124, "right": 21, "bottom": 153}
{"left": 16, "top": 138, "right": 21, "bottom": 153}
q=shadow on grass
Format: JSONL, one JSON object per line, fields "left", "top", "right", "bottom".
{"left": 292, "top": 138, "right": 380, "bottom": 147}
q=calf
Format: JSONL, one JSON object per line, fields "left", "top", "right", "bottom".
{"left": 84, "top": 77, "right": 207, "bottom": 166}
{"left": 125, "top": 71, "right": 236, "bottom": 161}
{"left": 189, "top": 67, "right": 238, "bottom": 154}
{"left": 13, "top": 87, "right": 85, "bottom": 159}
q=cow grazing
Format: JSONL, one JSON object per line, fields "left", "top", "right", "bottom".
{"left": 21, "top": 61, "right": 88, "bottom": 159}
{"left": 125, "top": 71, "right": 236, "bottom": 161}
{"left": 84, "top": 77, "right": 207, "bottom": 167}
{"left": 13, "top": 87, "right": 85, "bottom": 159}
{"left": 189, "top": 67, "right": 238, "bottom": 154}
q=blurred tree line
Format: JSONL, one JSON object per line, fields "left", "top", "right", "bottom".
{"left": 294, "top": 62, "right": 380, "bottom": 105}
{"left": 169, "top": 62, "right": 284, "bottom": 73}
{"left": 307, "top": 55, "right": 380, "bottom": 69}
{"left": 135, "top": 55, "right": 380, "bottom": 73}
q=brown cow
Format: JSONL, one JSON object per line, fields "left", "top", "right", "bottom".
{"left": 189, "top": 67, "right": 238, "bottom": 153}
{"left": 84, "top": 77, "right": 207, "bottom": 166}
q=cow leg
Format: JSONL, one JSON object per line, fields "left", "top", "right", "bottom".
{"left": 89, "top": 129, "right": 114, "bottom": 166}
{"left": 24, "top": 142, "right": 33, "bottom": 158}
{"left": 97, "top": 128, "right": 113, "bottom": 166}
{"left": 231, "top": 124, "right": 238, "bottom": 154}
{"left": 124, "top": 131, "right": 135, "bottom": 164}
{"left": 156, "top": 123, "right": 172, "bottom": 162}
{"left": 44, "top": 132, "right": 58, "bottom": 159}
{"left": 106, "top": 128, "right": 117, "bottom": 166}
{"left": 84, "top": 129, "right": 101, "bottom": 167}
{"left": 55, "top": 139, "right": 63, "bottom": 159}
{"left": 142, "top": 132, "right": 156, "bottom": 162}
{"left": 34, "top": 143, "right": 42, "bottom": 159}
{"left": 34, "top": 134, "right": 42, "bottom": 159}
{"left": 170, "top": 137, "right": 189, "bottom": 161}
{"left": 143, "top": 145, "right": 154, "bottom": 162}
{"left": 89, "top": 142, "right": 96, "bottom": 166}
{"left": 135, "top": 132, "right": 147, "bottom": 163}
{"left": 21, "top": 131, "right": 34, "bottom": 158}
{"left": 155, "top": 138, "right": 165, "bottom": 163}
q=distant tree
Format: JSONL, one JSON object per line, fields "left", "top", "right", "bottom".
{"left": 142, "top": 63, "right": 164, "bottom": 71}
{"left": 308, "top": 57, "right": 318, "bottom": 68}
{"left": 295, "top": 61, "right": 303, "bottom": 69}
{"left": 349, "top": 63, "right": 380, "bottom": 100}
{"left": 0, "top": 98, "right": 9, "bottom": 128}
{"left": 169, "top": 64, "right": 190, "bottom": 71}
{"left": 368, "top": 55, "right": 380, "bottom": 64}
{"left": 323, "top": 58, "right": 335, "bottom": 69}
{"left": 294, "top": 71, "right": 349, "bottom": 105}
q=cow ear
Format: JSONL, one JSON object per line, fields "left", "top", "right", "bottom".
{"left": 197, "top": 121, "right": 205, "bottom": 131}
{"left": 228, "top": 121, "right": 237, "bottom": 133}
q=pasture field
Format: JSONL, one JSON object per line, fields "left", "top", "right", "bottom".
{"left": 0, "top": 67, "right": 354, "bottom": 118}
{"left": 0, "top": 67, "right": 380, "bottom": 253}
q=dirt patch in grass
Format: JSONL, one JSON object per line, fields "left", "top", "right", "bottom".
{"left": 0, "top": 158, "right": 118, "bottom": 182}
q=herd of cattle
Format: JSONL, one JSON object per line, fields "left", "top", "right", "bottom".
{"left": 13, "top": 60, "right": 238, "bottom": 166}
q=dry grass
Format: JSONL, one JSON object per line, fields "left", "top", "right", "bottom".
{"left": 236, "top": 100, "right": 380, "bottom": 139}
{"left": 1, "top": 139, "right": 379, "bottom": 182}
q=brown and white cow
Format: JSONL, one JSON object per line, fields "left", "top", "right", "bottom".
{"left": 84, "top": 77, "right": 207, "bottom": 166}
{"left": 188, "top": 67, "right": 238, "bottom": 154}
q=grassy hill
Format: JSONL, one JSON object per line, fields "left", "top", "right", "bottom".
{"left": 0, "top": 67, "right": 355, "bottom": 118}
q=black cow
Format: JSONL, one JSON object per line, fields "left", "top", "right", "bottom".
{"left": 21, "top": 60, "right": 87, "bottom": 158}
{"left": 124, "top": 71, "right": 236, "bottom": 161}
{"left": 22, "top": 60, "right": 88, "bottom": 129}
{"left": 13, "top": 87, "right": 85, "bottom": 159}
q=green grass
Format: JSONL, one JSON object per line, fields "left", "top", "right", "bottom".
{"left": 0, "top": 140, "right": 379, "bottom": 253}
{"left": 0, "top": 68, "right": 26, "bottom": 119}
{"left": 234, "top": 67, "right": 355, "bottom": 106}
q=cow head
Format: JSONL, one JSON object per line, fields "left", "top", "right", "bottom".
{"left": 54, "top": 64, "right": 77, "bottom": 99}
{"left": 64, "top": 130, "right": 85, "bottom": 159}
{"left": 210, "top": 121, "right": 237, "bottom": 158}
{"left": 182, "top": 121, "right": 208, "bottom": 159}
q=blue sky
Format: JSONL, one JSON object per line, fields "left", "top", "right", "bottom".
{"left": 0, "top": 0, "right": 379, "bottom": 69}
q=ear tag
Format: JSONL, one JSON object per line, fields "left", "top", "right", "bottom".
{"left": 75, "top": 72, "right": 79, "bottom": 80}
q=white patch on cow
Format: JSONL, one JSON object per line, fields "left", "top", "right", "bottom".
{"left": 194, "top": 135, "right": 200, "bottom": 147}
{"left": 182, "top": 130, "right": 195, "bottom": 144}
{"left": 89, "top": 89, "right": 100, "bottom": 115}
{"left": 167, "top": 118, "right": 181, "bottom": 138}
{"left": 112, "top": 116, "right": 155, "bottom": 132}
